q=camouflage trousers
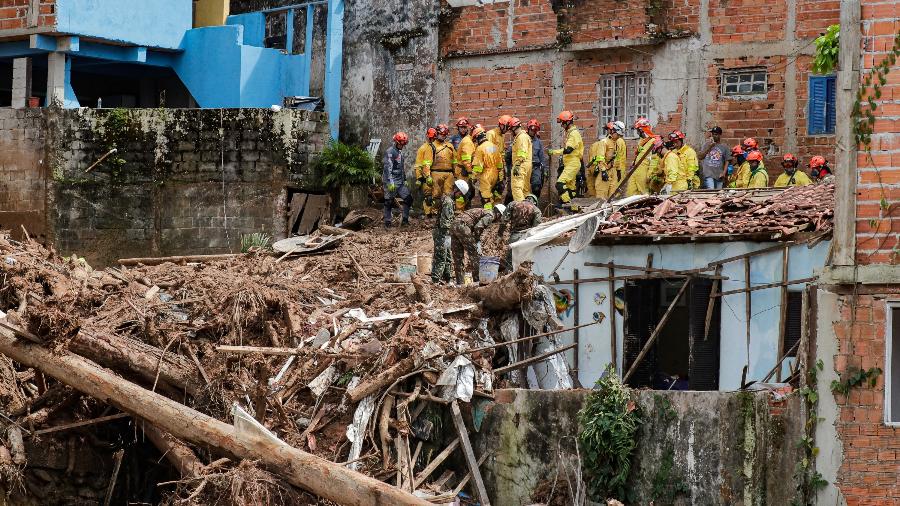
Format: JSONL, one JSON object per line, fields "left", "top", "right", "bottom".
{"left": 450, "top": 224, "right": 480, "bottom": 284}
{"left": 431, "top": 227, "right": 452, "bottom": 283}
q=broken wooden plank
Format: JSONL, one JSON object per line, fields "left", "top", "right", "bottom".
{"left": 714, "top": 277, "right": 817, "bottom": 297}
{"left": 103, "top": 449, "right": 124, "bottom": 506}
{"left": 119, "top": 254, "right": 240, "bottom": 267}
{"left": 34, "top": 413, "right": 130, "bottom": 436}
{"left": 216, "top": 345, "right": 307, "bottom": 356}
{"left": 623, "top": 279, "right": 690, "bottom": 383}
{"left": 493, "top": 343, "right": 577, "bottom": 376}
{"left": 450, "top": 400, "right": 491, "bottom": 506}
{"left": 288, "top": 192, "right": 309, "bottom": 235}
{"left": 347, "top": 354, "right": 418, "bottom": 403}
{"left": 142, "top": 423, "right": 203, "bottom": 479}
{"left": 704, "top": 265, "right": 722, "bottom": 341}
{"left": 413, "top": 438, "right": 460, "bottom": 489}
{"left": 776, "top": 246, "right": 789, "bottom": 382}
{"left": 0, "top": 329, "right": 430, "bottom": 506}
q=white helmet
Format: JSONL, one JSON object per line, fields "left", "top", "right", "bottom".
{"left": 494, "top": 204, "right": 507, "bottom": 215}
{"left": 454, "top": 179, "right": 470, "bottom": 195}
{"left": 613, "top": 121, "right": 626, "bottom": 135}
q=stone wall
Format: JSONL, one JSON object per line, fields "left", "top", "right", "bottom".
{"left": 474, "top": 388, "right": 804, "bottom": 505}
{"left": 0, "top": 107, "right": 329, "bottom": 266}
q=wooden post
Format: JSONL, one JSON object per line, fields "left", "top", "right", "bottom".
{"left": 704, "top": 265, "right": 722, "bottom": 340}
{"left": 608, "top": 264, "right": 617, "bottom": 374}
{"left": 623, "top": 279, "right": 690, "bottom": 383}
{"left": 450, "top": 400, "right": 491, "bottom": 506}
{"left": 0, "top": 330, "right": 430, "bottom": 506}
{"left": 573, "top": 269, "right": 580, "bottom": 377}
{"left": 776, "top": 246, "right": 789, "bottom": 382}
{"left": 745, "top": 257, "right": 752, "bottom": 374}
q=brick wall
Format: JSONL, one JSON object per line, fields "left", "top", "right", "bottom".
{"left": 0, "top": 0, "right": 56, "bottom": 31}
{"left": 855, "top": 0, "right": 899, "bottom": 265}
{"left": 565, "top": 0, "right": 651, "bottom": 44}
{"left": 442, "top": 0, "right": 557, "bottom": 55}
{"left": 831, "top": 289, "right": 900, "bottom": 504}
{"left": 449, "top": 62, "right": 553, "bottom": 131}
{"left": 0, "top": 108, "right": 329, "bottom": 266}
{"left": 0, "top": 108, "right": 46, "bottom": 241}
{"left": 796, "top": 0, "right": 840, "bottom": 39}
{"left": 709, "top": 0, "right": 786, "bottom": 44}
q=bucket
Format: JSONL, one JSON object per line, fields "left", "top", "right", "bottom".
{"left": 479, "top": 256, "right": 501, "bottom": 283}
{"left": 416, "top": 253, "right": 432, "bottom": 275}
{"left": 397, "top": 255, "right": 418, "bottom": 281}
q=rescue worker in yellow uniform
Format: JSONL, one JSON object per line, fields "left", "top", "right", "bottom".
{"left": 487, "top": 116, "right": 511, "bottom": 159}
{"left": 774, "top": 153, "right": 812, "bottom": 187}
{"left": 509, "top": 117, "right": 533, "bottom": 202}
{"left": 606, "top": 121, "right": 627, "bottom": 198}
{"left": 629, "top": 117, "right": 657, "bottom": 196}
{"left": 659, "top": 137, "right": 688, "bottom": 194}
{"left": 742, "top": 137, "right": 766, "bottom": 174}
{"left": 728, "top": 145, "right": 749, "bottom": 188}
{"left": 424, "top": 124, "right": 457, "bottom": 206}
{"left": 548, "top": 111, "right": 584, "bottom": 206}
{"left": 454, "top": 117, "right": 476, "bottom": 209}
{"left": 746, "top": 151, "right": 769, "bottom": 188}
{"left": 669, "top": 130, "right": 700, "bottom": 190}
{"left": 585, "top": 124, "right": 611, "bottom": 198}
{"left": 471, "top": 125, "right": 504, "bottom": 209}
{"left": 414, "top": 127, "right": 437, "bottom": 216}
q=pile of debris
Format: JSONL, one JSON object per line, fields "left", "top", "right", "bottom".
{"left": 600, "top": 183, "right": 835, "bottom": 237}
{"left": 0, "top": 219, "right": 565, "bottom": 505}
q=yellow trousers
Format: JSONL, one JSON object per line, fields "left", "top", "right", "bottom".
{"left": 594, "top": 169, "right": 618, "bottom": 200}
{"left": 627, "top": 166, "right": 648, "bottom": 196}
{"left": 479, "top": 168, "right": 502, "bottom": 208}
{"left": 557, "top": 162, "right": 580, "bottom": 203}
{"left": 585, "top": 169, "right": 596, "bottom": 197}
{"left": 431, "top": 171, "right": 454, "bottom": 200}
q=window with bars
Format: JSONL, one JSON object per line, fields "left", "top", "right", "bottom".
{"left": 721, "top": 69, "right": 767, "bottom": 97}
{"left": 600, "top": 73, "right": 649, "bottom": 138}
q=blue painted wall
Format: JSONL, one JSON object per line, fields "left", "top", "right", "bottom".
{"left": 55, "top": 0, "right": 191, "bottom": 50}
{"left": 227, "top": 13, "right": 265, "bottom": 47}
{"left": 171, "top": 27, "right": 243, "bottom": 108}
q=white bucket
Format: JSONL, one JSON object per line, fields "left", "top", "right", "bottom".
{"left": 479, "top": 256, "right": 501, "bottom": 283}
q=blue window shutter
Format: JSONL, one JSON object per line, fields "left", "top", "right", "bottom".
{"left": 808, "top": 76, "right": 826, "bottom": 135}
{"left": 825, "top": 76, "right": 837, "bottom": 134}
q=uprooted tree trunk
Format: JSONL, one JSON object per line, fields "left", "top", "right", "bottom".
{"left": 469, "top": 261, "right": 536, "bottom": 311}
{"left": 68, "top": 331, "right": 202, "bottom": 398}
{"left": 0, "top": 329, "right": 430, "bottom": 506}
{"left": 141, "top": 422, "right": 203, "bottom": 479}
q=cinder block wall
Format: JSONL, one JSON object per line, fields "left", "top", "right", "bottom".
{"left": 0, "top": 107, "right": 330, "bottom": 266}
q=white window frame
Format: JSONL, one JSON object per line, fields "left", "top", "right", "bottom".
{"left": 720, "top": 68, "right": 768, "bottom": 99}
{"left": 599, "top": 73, "right": 650, "bottom": 139}
{"left": 886, "top": 302, "right": 900, "bottom": 426}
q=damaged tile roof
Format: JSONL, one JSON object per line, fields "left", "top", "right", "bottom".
{"left": 598, "top": 183, "right": 835, "bottom": 238}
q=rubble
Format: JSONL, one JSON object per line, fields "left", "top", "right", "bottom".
{"left": 0, "top": 214, "right": 558, "bottom": 505}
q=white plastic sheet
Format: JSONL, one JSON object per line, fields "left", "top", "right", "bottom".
{"left": 436, "top": 355, "right": 475, "bottom": 402}
{"left": 232, "top": 403, "right": 282, "bottom": 446}
{"left": 345, "top": 377, "right": 376, "bottom": 471}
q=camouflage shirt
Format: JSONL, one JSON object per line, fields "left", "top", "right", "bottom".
{"left": 455, "top": 208, "right": 495, "bottom": 235}
{"left": 507, "top": 201, "right": 542, "bottom": 232}
{"left": 437, "top": 195, "right": 455, "bottom": 230}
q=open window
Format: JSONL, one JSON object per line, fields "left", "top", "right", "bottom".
{"left": 623, "top": 278, "right": 721, "bottom": 390}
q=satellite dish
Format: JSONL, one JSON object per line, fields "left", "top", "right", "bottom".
{"left": 568, "top": 215, "right": 601, "bottom": 253}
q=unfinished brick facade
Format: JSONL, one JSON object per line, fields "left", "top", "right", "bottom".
{"left": 0, "top": 0, "right": 55, "bottom": 31}
{"left": 438, "top": 0, "right": 839, "bottom": 180}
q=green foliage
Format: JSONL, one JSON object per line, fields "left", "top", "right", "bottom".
{"left": 578, "top": 365, "right": 642, "bottom": 502}
{"left": 854, "top": 30, "right": 900, "bottom": 150}
{"left": 830, "top": 366, "right": 882, "bottom": 396}
{"left": 651, "top": 448, "right": 690, "bottom": 504}
{"left": 240, "top": 232, "right": 271, "bottom": 253}
{"left": 98, "top": 108, "right": 132, "bottom": 169}
{"left": 812, "top": 25, "right": 840, "bottom": 75}
{"left": 314, "top": 140, "right": 378, "bottom": 189}
{"left": 792, "top": 359, "right": 827, "bottom": 506}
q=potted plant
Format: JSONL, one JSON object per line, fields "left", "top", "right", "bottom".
{"left": 313, "top": 140, "right": 378, "bottom": 210}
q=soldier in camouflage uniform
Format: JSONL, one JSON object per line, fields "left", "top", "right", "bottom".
{"left": 450, "top": 204, "right": 506, "bottom": 284}
{"left": 432, "top": 180, "right": 470, "bottom": 283}
{"left": 503, "top": 194, "right": 543, "bottom": 269}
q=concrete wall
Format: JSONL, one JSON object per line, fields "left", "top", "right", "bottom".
{"left": 0, "top": 107, "right": 329, "bottom": 266}
{"left": 54, "top": 0, "right": 192, "bottom": 49}
{"left": 530, "top": 240, "right": 830, "bottom": 390}
{"left": 474, "top": 388, "right": 804, "bottom": 505}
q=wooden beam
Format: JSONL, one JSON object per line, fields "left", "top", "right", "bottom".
{"left": 413, "top": 438, "right": 460, "bottom": 489}
{"left": 714, "top": 277, "right": 817, "bottom": 297}
{"left": 585, "top": 261, "right": 715, "bottom": 276}
{"left": 493, "top": 343, "right": 577, "bottom": 375}
{"left": 34, "top": 413, "right": 130, "bottom": 436}
{"left": 776, "top": 246, "right": 789, "bottom": 382}
{"left": 762, "top": 340, "right": 801, "bottom": 384}
{"left": 119, "top": 254, "right": 240, "bottom": 266}
{"left": 704, "top": 240, "right": 805, "bottom": 269}
{"left": 622, "top": 279, "right": 690, "bottom": 383}
{"left": 460, "top": 321, "right": 601, "bottom": 355}
{"left": 573, "top": 269, "right": 580, "bottom": 375}
{"left": 547, "top": 271, "right": 726, "bottom": 285}
{"left": 745, "top": 257, "right": 752, "bottom": 374}
{"left": 450, "top": 400, "right": 491, "bottom": 506}
{"left": 608, "top": 264, "right": 617, "bottom": 374}
{"left": 704, "top": 265, "right": 722, "bottom": 341}
{"left": 0, "top": 330, "right": 430, "bottom": 506}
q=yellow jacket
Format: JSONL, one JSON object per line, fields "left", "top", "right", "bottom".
{"left": 677, "top": 145, "right": 699, "bottom": 189}
{"left": 733, "top": 161, "right": 751, "bottom": 188}
{"left": 611, "top": 137, "right": 627, "bottom": 172}
{"left": 748, "top": 166, "right": 770, "bottom": 188}
{"left": 456, "top": 135, "right": 476, "bottom": 177}
{"left": 630, "top": 137, "right": 658, "bottom": 195}
{"left": 561, "top": 126, "right": 584, "bottom": 171}
{"left": 428, "top": 140, "right": 456, "bottom": 174}
{"left": 512, "top": 130, "right": 533, "bottom": 175}
{"left": 473, "top": 141, "right": 502, "bottom": 179}
{"left": 588, "top": 139, "right": 608, "bottom": 171}
{"left": 663, "top": 151, "right": 688, "bottom": 193}
{"left": 487, "top": 128, "right": 504, "bottom": 153}
{"left": 414, "top": 142, "right": 433, "bottom": 179}
{"left": 774, "top": 170, "right": 812, "bottom": 187}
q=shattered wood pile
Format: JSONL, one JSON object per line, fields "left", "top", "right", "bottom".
{"left": 0, "top": 219, "right": 556, "bottom": 505}
{"left": 600, "top": 183, "right": 835, "bottom": 237}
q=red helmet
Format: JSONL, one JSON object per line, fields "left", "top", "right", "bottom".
{"left": 743, "top": 137, "right": 758, "bottom": 150}
{"left": 498, "top": 115, "right": 513, "bottom": 127}
{"left": 557, "top": 111, "right": 575, "bottom": 123}
{"left": 526, "top": 119, "right": 541, "bottom": 131}
{"left": 436, "top": 124, "right": 450, "bottom": 137}
{"left": 651, "top": 136, "right": 666, "bottom": 154}
{"left": 426, "top": 127, "right": 437, "bottom": 140}
{"left": 634, "top": 117, "right": 653, "bottom": 135}
{"left": 604, "top": 121, "right": 615, "bottom": 132}
{"left": 393, "top": 132, "right": 409, "bottom": 145}
{"left": 471, "top": 125, "right": 486, "bottom": 139}
{"left": 671, "top": 130, "right": 686, "bottom": 140}
{"left": 808, "top": 155, "right": 827, "bottom": 169}
{"left": 746, "top": 150, "right": 763, "bottom": 162}
{"left": 731, "top": 145, "right": 745, "bottom": 157}
{"left": 456, "top": 117, "right": 471, "bottom": 128}
{"left": 508, "top": 117, "right": 522, "bottom": 128}
{"left": 782, "top": 153, "right": 798, "bottom": 166}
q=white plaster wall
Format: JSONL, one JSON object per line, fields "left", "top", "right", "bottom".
{"left": 530, "top": 240, "right": 830, "bottom": 389}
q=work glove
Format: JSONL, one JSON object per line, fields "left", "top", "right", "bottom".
{"left": 388, "top": 183, "right": 397, "bottom": 192}
{"left": 426, "top": 176, "right": 433, "bottom": 186}
{"left": 548, "top": 148, "right": 562, "bottom": 156}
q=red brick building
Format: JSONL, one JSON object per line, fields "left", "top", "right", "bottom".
{"left": 814, "top": 0, "right": 899, "bottom": 504}
{"left": 436, "top": 0, "right": 840, "bottom": 178}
